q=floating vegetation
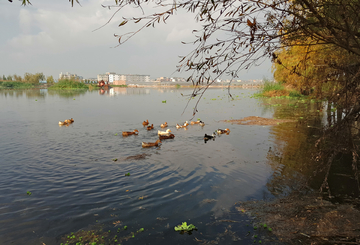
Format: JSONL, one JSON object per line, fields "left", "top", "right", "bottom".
{"left": 59, "top": 223, "right": 147, "bottom": 245}
{"left": 174, "top": 222, "right": 197, "bottom": 232}
{"left": 125, "top": 173, "right": 130, "bottom": 176}
{"left": 49, "top": 79, "right": 89, "bottom": 90}
{"left": 112, "top": 158, "right": 118, "bottom": 162}
{"left": 0, "top": 81, "right": 35, "bottom": 89}
{"left": 26, "top": 191, "right": 32, "bottom": 196}
{"left": 162, "top": 100, "right": 166, "bottom": 103}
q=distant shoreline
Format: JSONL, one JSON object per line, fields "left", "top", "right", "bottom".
{"left": 124, "top": 83, "right": 263, "bottom": 89}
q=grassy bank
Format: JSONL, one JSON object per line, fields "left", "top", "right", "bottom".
{"left": 255, "top": 80, "right": 303, "bottom": 98}
{"left": 48, "top": 79, "right": 90, "bottom": 90}
{"left": 0, "top": 81, "right": 35, "bottom": 89}
{"left": 111, "top": 85, "right": 128, "bottom": 87}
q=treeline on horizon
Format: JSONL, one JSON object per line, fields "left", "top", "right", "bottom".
{"left": 0, "top": 73, "right": 54, "bottom": 84}
{"left": 0, "top": 73, "right": 97, "bottom": 85}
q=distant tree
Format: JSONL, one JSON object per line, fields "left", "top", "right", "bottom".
{"left": 7, "top": 75, "right": 13, "bottom": 81}
{"left": 13, "top": 74, "right": 22, "bottom": 82}
{"left": 24, "top": 72, "right": 45, "bottom": 84}
{"left": 47, "top": 75, "right": 55, "bottom": 84}
{"left": 3, "top": 75, "right": 6, "bottom": 81}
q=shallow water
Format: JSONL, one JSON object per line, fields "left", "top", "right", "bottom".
{"left": 0, "top": 87, "right": 314, "bottom": 245}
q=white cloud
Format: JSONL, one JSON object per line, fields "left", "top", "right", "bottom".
{"left": 0, "top": 0, "right": 272, "bottom": 79}
{"left": 165, "top": 27, "right": 193, "bottom": 43}
{"left": 19, "top": 9, "right": 33, "bottom": 34}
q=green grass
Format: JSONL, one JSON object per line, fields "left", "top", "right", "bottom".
{"left": 262, "top": 80, "right": 285, "bottom": 93}
{"left": 112, "top": 84, "right": 128, "bottom": 87}
{"left": 49, "top": 79, "right": 89, "bottom": 89}
{"left": 254, "top": 80, "right": 305, "bottom": 98}
{"left": 0, "top": 81, "right": 35, "bottom": 89}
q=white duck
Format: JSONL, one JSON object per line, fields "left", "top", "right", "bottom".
{"left": 158, "top": 129, "right": 172, "bottom": 136}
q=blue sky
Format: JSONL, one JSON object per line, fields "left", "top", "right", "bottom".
{"left": 0, "top": 0, "right": 273, "bottom": 80}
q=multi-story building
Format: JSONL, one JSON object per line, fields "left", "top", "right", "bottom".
{"left": 124, "top": 74, "right": 150, "bottom": 84}
{"left": 109, "top": 74, "right": 127, "bottom": 85}
{"left": 97, "top": 74, "right": 109, "bottom": 83}
{"left": 59, "top": 72, "right": 82, "bottom": 80}
{"left": 100, "top": 73, "right": 150, "bottom": 85}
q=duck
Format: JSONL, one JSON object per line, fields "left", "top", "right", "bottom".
{"left": 217, "top": 128, "right": 230, "bottom": 134}
{"left": 142, "top": 120, "right": 149, "bottom": 126}
{"left": 59, "top": 121, "right": 67, "bottom": 126}
{"left": 176, "top": 123, "right": 183, "bottom": 129}
{"left": 190, "top": 119, "right": 201, "bottom": 125}
{"left": 70, "top": 118, "right": 74, "bottom": 123}
{"left": 147, "top": 124, "right": 154, "bottom": 130}
{"left": 183, "top": 121, "right": 189, "bottom": 127}
{"left": 122, "top": 129, "right": 139, "bottom": 136}
{"left": 158, "top": 129, "right": 172, "bottom": 136}
{"left": 142, "top": 139, "right": 162, "bottom": 148}
{"left": 204, "top": 132, "right": 216, "bottom": 140}
{"left": 159, "top": 134, "right": 175, "bottom": 140}
{"left": 160, "top": 122, "right": 168, "bottom": 128}
{"left": 199, "top": 121, "right": 205, "bottom": 127}
{"left": 64, "top": 119, "right": 72, "bottom": 124}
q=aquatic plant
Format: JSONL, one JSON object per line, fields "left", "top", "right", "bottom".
{"left": 174, "top": 222, "right": 197, "bottom": 232}
{"left": 49, "top": 79, "right": 89, "bottom": 90}
{"left": 0, "top": 81, "right": 35, "bottom": 89}
{"left": 125, "top": 173, "right": 130, "bottom": 176}
{"left": 162, "top": 100, "right": 166, "bottom": 103}
{"left": 26, "top": 191, "right": 32, "bottom": 196}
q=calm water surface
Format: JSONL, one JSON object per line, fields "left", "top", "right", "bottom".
{"left": 0, "top": 88, "right": 311, "bottom": 245}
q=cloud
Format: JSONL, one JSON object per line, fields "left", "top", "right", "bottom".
{"left": 165, "top": 27, "right": 193, "bottom": 43}
{"left": 0, "top": 0, "right": 272, "bottom": 79}
{"left": 19, "top": 9, "right": 34, "bottom": 34}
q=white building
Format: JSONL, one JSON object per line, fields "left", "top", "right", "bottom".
{"left": 59, "top": 72, "right": 82, "bottom": 80}
{"left": 99, "top": 73, "right": 150, "bottom": 85}
{"left": 97, "top": 74, "right": 109, "bottom": 83}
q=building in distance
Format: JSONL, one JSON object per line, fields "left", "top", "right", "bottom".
{"left": 59, "top": 72, "right": 83, "bottom": 81}
{"left": 97, "top": 72, "right": 150, "bottom": 85}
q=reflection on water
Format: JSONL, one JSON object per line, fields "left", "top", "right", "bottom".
{"left": 1, "top": 88, "right": 349, "bottom": 244}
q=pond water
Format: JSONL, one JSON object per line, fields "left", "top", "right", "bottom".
{"left": 0, "top": 87, "right": 323, "bottom": 245}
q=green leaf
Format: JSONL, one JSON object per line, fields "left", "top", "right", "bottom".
{"left": 174, "top": 222, "right": 197, "bottom": 232}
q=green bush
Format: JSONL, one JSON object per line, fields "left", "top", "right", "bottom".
{"left": 0, "top": 81, "right": 35, "bottom": 89}
{"left": 49, "top": 79, "right": 89, "bottom": 89}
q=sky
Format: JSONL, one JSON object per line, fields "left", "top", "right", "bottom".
{"left": 0, "top": 0, "right": 273, "bottom": 80}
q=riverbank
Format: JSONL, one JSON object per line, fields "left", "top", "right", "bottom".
{"left": 0, "top": 81, "right": 36, "bottom": 89}
{"left": 238, "top": 192, "right": 360, "bottom": 244}
{"left": 126, "top": 83, "right": 262, "bottom": 89}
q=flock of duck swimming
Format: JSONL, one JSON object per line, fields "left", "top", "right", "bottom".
{"left": 58, "top": 118, "right": 230, "bottom": 147}
{"left": 122, "top": 119, "right": 230, "bottom": 148}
